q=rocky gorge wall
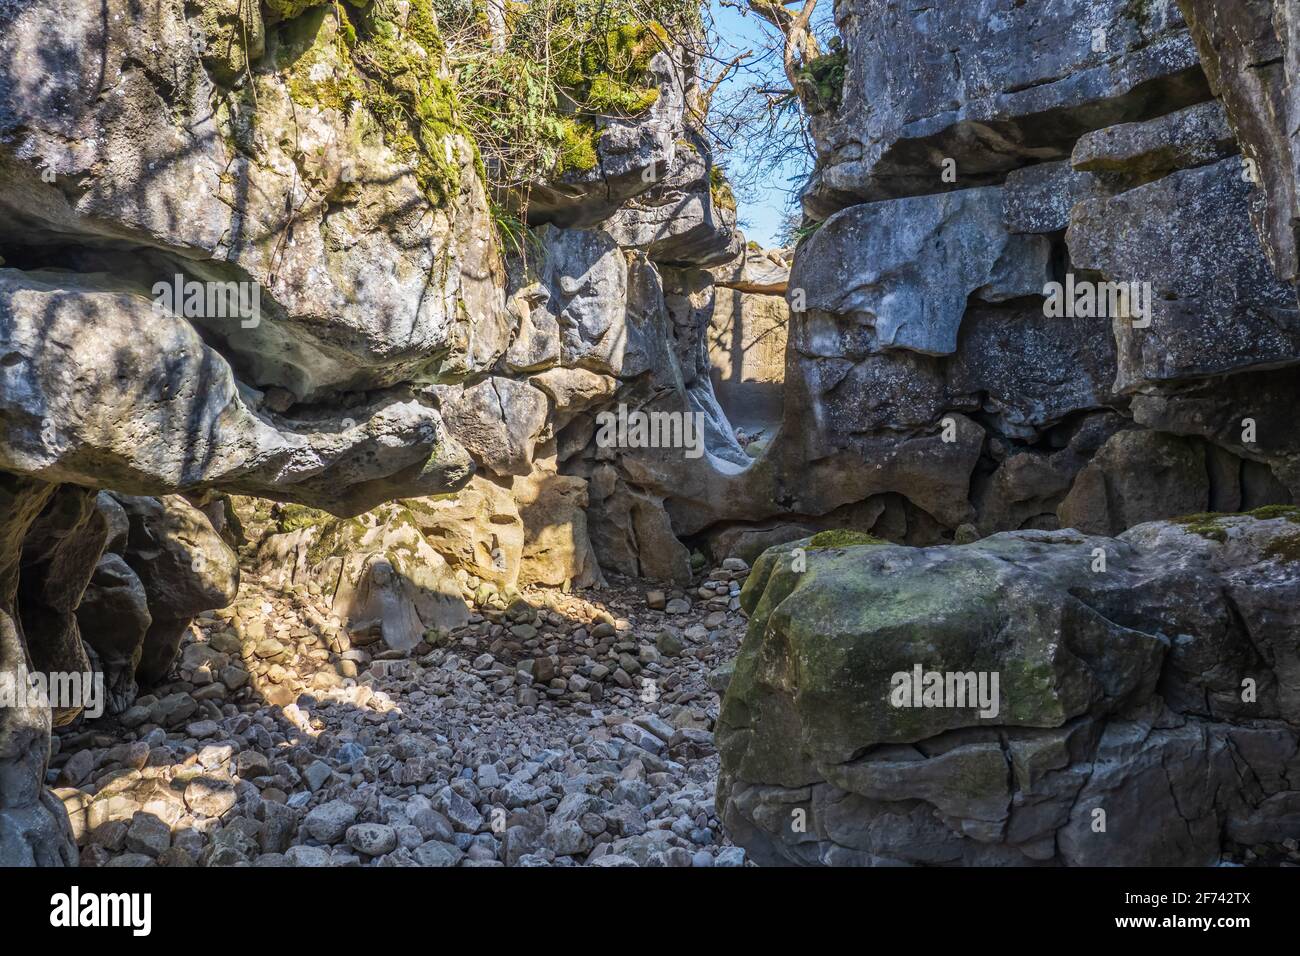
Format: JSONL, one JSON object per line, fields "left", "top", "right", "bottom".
{"left": 715, "top": 0, "right": 1300, "bottom": 865}
{"left": 0, "top": 0, "right": 752, "bottom": 864}
{"left": 1, "top": 0, "right": 1298, "bottom": 869}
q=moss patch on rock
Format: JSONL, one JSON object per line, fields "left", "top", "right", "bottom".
{"left": 1174, "top": 505, "right": 1300, "bottom": 542}
{"left": 274, "top": 0, "right": 473, "bottom": 205}
{"left": 807, "top": 529, "right": 885, "bottom": 549}
{"left": 795, "top": 48, "right": 845, "bottom": 114}
{"left": 275, "top": 503, "right": 333, "bottom": 533}
{"left": 1263, "top": 531, "right": 1300, "bottom": 563}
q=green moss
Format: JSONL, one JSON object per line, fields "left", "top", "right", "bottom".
{"left": 557, "top": 117, "right": 601, "bottom": 173}
{"left": 1174, "top": 505, "right": 1300, "bottom": 542}
{"left": 585, "top": 75, "right": 660, "bottom": 114}
{"left": 305, "top": 515, "right": 369, "bottom": 565}
{"left": 276, "top": 503, "right": 332, "bottom": 533}
{"left": 277, "top": 1, "right": 471, "bottom": 205}
{"left": 1173, "top": 513, "right": 1230, "bottom": 542}
{"left": 264, "top": 0, "right": 331, "bottom": 22}
{"left": 710, "top": 165, "right": 736, "bottom": 212}
{"left": 1263, "top": 531, "right": 1300, "bottom": 564}
{"left": 1243, "top": 504, "right": 1300, "bottom": 523}
{"left": 808, "top": 529, "right": 886, "bottom": 549}
{"left": 795, "top": 49, "right": 846, "bottom": 114}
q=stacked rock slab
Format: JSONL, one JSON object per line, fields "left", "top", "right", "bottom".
{"left": 679, "top": 0, "right": 1300, "bottom": 560}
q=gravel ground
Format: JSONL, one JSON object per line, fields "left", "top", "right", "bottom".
{"left": 51, "top": 561, "right": 753, "bottom": 867}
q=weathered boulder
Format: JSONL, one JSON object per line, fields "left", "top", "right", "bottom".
{"left": 1057, "top": 430, "right": 1211, "bottom": 535}
{"left": 0, "top": 476, "right": 96, "bottom": 866}
{"left": 972, "top": 413, "right": 1129, "bottom": 535}
{"left": 718, "top": 514, "right": 1300, "bottom": 865}
{"left": 404, "top": 477, "right": 526, "bottom": 590}
{"left": 436, "top": 377, "right": 550, "bottom": 478}
{"left": 506, "top": 225, "right": 659, "bottom": 378}
{"left": 513, "top": 454, "right": 604, "bottom": 589}
{"left": 521, "top": 49, "right": 689, "bottom": 228}
{"left": 0, "top": 268, "right": 475, "bottom": 516}
{"left": 790, "top": 187, "right": 1051, "bottom": 356}
{"left": 1001, "top": 160, "right": 1104, "bottom": 234}
{"left": 397, "top": 452, "right": 603, "bottom": 592}
{"left": 709, "top": 240, "right": 790, "bottom": 295}
{"left": 604, "top": 130, "right": 739, "bottom": 266}
{"left": 0, "top": 2, "right": 508, "bottom": 401}
{"left": 1070, "top": 100, "right": 1239, "bottom": 185}
{"left": 1131, "top": 365, "right": 1300, "bottom": 498}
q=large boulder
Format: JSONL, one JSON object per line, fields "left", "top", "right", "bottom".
{"left": 717, "top": 514, "right": 1300, "bottom": 865}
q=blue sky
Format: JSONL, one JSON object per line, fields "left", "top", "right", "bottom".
{"left": 706, "top": 0, "right": 835, "bottom": 247}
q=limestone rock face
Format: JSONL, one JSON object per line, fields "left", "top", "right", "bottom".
{"left": 75, "top": 554, "right": 151, "bottom": 715}
{"left": 706, "top": 0, "right": 1300, "bottom": 578}
{"left": 1068, "top": 159, "right": 1300, "bottom": 392}
{"left": 521, "top": 49, "right": 689, "bottom": 228}
{"left": 717, "top": 515, "right": 1300, "bottom": 865}
{"left": 0, "top": 476, "right": 97, "bottom": 866}
{"left": 253, "top": 503, "right": 468, "bottom": 652}
{"left": 791, "top": 188, "right": 1052, "bottom": 357}
{"left": 436, "top": 377, "right": 550, "bottom": 478}
{"left": 110, "top": 496, "right": 241, "bottom": 686}
{"left": 709, "top": 242, "right": 790, "bottom": 295}
{"left": 805, "top": 0, "right": 1209, "bottom": 217}
{"left": 0, "top": 0, "right": 503, "bottom": 866}
{"left": 1057, "top": 430, "right": 1210, "bottom": 535}
{"left": 705, "top": 0, "right": 1300, "bottom": 866}
{"left": 0, "top": 1, "right": 507, "bottom": 402}
{"left": 1177, "top": 0, "right": 1300, "bottom": 288}
{"left": 0, "top": 270, "right": 475, "bottom": 514}
{"left": 604, "top": 130, "right": 739, "bottom": 266}
{"left": 708, "top": 286, "right": 789, "bottom": 434}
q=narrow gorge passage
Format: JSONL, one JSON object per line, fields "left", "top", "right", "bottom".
{"left": 2, "top": 0, "right": 1300, "bottom": 892}
{"left": 57, "top": 558, "right": 748, "bottom": 868}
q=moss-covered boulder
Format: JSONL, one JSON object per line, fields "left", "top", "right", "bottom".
{"left": 717, "top": 517, "right": 1300, "bottom": 866}
{"left": 722, "top": 531, "right": 1166, "bottom": 789}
